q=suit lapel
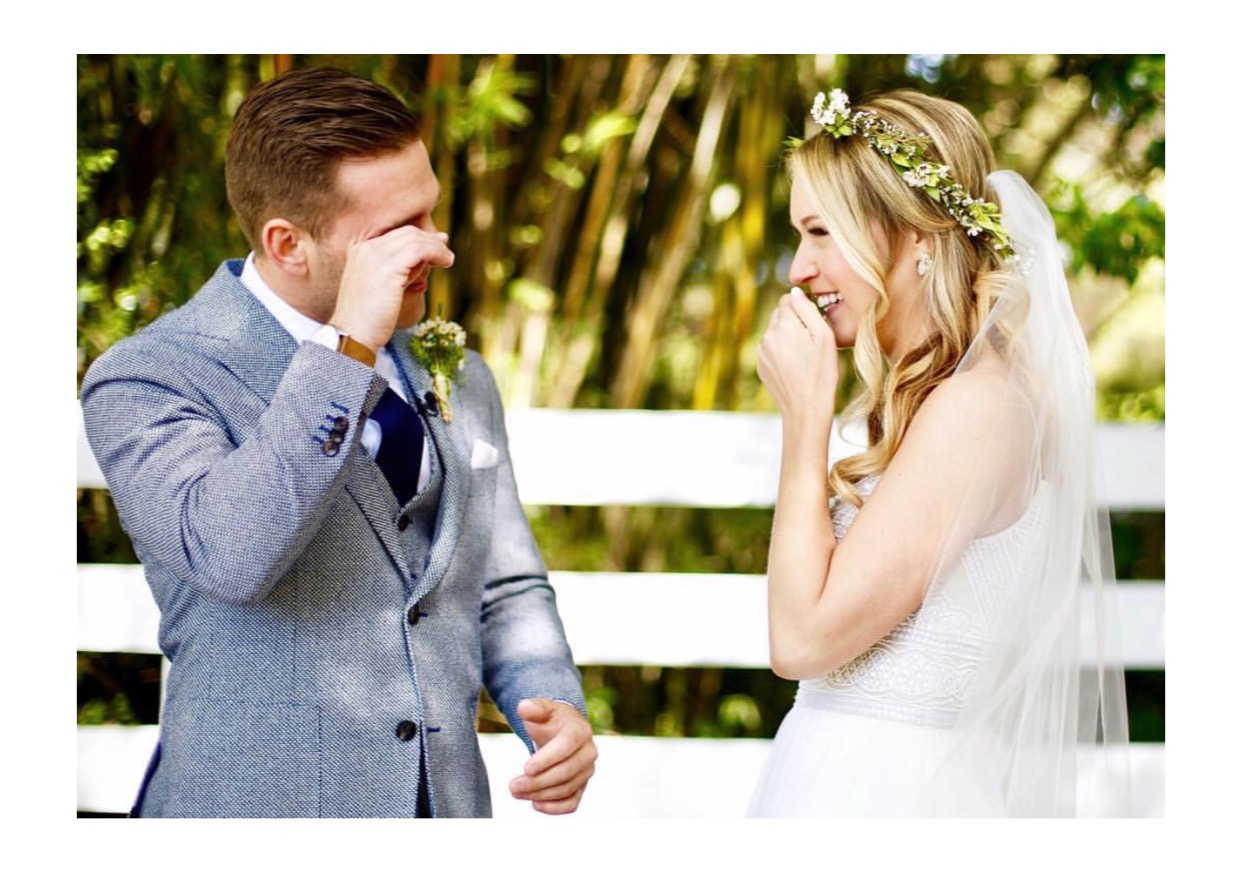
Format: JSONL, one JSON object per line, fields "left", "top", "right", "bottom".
{"left": 201, "top": 262, "right": 300, "bottom": 406}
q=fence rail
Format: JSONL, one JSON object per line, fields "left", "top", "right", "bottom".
{"left": 77, "top": 407, "right": 1165, "bottom": 816}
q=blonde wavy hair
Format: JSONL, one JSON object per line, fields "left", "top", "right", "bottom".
{"left": 788, "top": 90, "right": 1018, "bottom": 507}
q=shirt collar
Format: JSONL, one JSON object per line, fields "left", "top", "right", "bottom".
{"left": 237, "top": 253, "right": 408, "bottom": 402}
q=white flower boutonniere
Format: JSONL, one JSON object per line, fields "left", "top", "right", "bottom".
{"left": 410, "top": 317, "right": 467, "bottom": 423}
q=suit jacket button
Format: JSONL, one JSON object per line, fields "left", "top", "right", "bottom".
{"left": 397, "top": 514, "right": 411, "bottom": 531}
{"left": 322, "top": 438, "right": 341, "bottom": 456}
{"left": 396, "top": 720, "right": 418, "bottom": 741}
{"left": 332, "top": 416, "right": 349, "bottom": 432}
{"left": 407, "top": 604, "right": 421, "bottom": 625}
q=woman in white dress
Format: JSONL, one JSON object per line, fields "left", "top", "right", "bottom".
{"left": 748, "top": 89, "right": 1130, "bottom": 817}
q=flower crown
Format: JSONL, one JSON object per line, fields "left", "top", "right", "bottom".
{"left": 809, "top": 89, "right": 1015, "bottom": 261}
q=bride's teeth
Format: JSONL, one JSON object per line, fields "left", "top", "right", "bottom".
{"left": 816, "top": 293, "right": 842, "bottom": 310}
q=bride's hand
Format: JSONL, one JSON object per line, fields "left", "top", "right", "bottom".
{"left": 757, "top": 287, "right": 840, "bottom": 425}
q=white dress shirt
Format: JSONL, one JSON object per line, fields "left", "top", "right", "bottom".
{"left": 239, "top": 253, "right": 430, "bottom": 491}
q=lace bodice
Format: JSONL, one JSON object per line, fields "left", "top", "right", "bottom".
{"left": 798, "top": 474, "right": 1050, "bottom": 728}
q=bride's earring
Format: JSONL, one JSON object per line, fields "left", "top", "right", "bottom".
{"left": 916, "top": 251, "right": 933, "bottom": 277}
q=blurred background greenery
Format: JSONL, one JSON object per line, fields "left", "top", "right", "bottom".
{"left": 77, "top": 54, "right": 1164, "bottom": 745}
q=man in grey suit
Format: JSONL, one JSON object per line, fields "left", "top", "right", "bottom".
{"left": 80, "top": 67, "right": 596, "bottom": 817}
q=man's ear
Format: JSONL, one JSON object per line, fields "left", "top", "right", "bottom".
{"left": 259, "top": 218, "right": 310, "bottom": 278}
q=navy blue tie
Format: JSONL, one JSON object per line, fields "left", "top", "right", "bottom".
{"left": 370, "top": 387, "right": 425, "bottom": 506}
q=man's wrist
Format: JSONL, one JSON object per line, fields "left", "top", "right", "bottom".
{"left": 309, "top": 324, "right": 377, "bottom": 368}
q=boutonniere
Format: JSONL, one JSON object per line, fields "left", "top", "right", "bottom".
{"left": 410, "top": 317, "right": 467, "bottom": 423}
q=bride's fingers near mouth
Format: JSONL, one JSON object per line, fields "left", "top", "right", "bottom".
{"left": 788, "top": 287, "right": 825, "bottom": 323}
{"left": 778, "top": 293, "right": 814, "bottom": 335}
{"left": 778, "top": 307, "right": 807, "bottom": 335}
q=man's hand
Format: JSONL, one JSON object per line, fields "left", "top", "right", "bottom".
{"left": 508, "top": 698, "right": 597, "bottom": 814}
{"left": 329, "top": 226, "right": 455, "bottom": 352}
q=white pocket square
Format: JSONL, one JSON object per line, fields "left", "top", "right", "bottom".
{"left": 470, "top": 438, "right": 501, "bottom": 469}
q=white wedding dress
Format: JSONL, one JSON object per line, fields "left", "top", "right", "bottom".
{"left": 747, "top": 473, "right": 1051, "bottom": 817}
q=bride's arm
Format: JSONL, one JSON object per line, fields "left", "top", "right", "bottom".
{"left": 759, "top": 292, "right": 1020, "bottom": 680}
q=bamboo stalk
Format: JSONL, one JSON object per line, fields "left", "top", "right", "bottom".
{"left": 560, "top": 55, "right": 652, "bottom": 324}
{"left": 428, "top": 54, "right": 458, "bottom": 321}
{"left": 545, "top": 54, "right": 693, "bottom": 409}
{"left": 610, "top": 55, "right": 737, "bottom": 409}
{"left": 542, "top": 55, "right": 657, "bottom": 408}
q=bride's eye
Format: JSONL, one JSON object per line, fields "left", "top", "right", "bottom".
{"left": 808, "top": 226, "right": 830, "bottom": 238}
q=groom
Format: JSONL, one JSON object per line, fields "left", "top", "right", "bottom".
{"left": 80, "top": 67, "right": 595, "bottom": 817}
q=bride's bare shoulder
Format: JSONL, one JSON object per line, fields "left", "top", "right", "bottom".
{"left": 919, "top": 354, "right": 1013, "bottom": 424}
{"left": 900, "top": 349, "right": 1034, "bottom": 482}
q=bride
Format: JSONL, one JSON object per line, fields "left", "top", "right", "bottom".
{"left": 748, "top": 89, "right": 1130, "bottom": 817}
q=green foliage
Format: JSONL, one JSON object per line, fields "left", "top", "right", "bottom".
{"left": 543, "top": 156, "right": 586, "bottom": 190}
{"left": 76, "top": 54, "right": 248, "bottom": 380}
{"left": 547, "top": 110, "right": 638, "bottom": 191}
{"left": 529, "top": 505, "right": 774, "bottom": 575}
{"left": 76, "top": 148, "right": 117, "bottom": 206}
{"left": 575, "top": 666, "right": 795, "bottom": 739}
{"left": 1051, "top": 184, "right": 1165, "bottom": 284}
{"left": 1061, "top": 54, "right": 1165, "bottom": 182}
{"left": 1099, "top": 383, "right": 1165, "bottom": 422}
{"left": 717, "top": 693, "right": 763, "bottom": 733}
{"left": 507, "top": 277, "right": 556, "bottom": 312}
{"left": 1110, "top": 512, "right": 1165, "bottom": 582}
{"left": 1125, "top": 670, "right": 1165, "bottom": 743}
{"left": 77, "top": 652, "right": 161, "bottom": 725}
{"left": 578, "top": 111, "right": 639, "bottom": 156}
{"left": 77, "top": 695, "right": 135, "bottom": 726}
{"left": 445, "top": 61, "right": 537, "bottom": 147}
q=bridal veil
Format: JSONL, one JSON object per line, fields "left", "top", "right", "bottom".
{"left": 903, "top": 169, "right": 1132, "bottom": 815}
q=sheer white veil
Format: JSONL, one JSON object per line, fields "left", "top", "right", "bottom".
{"left": 912, "top": 169, "right": 1132, "bottom": 816}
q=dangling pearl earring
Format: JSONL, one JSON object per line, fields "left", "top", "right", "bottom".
{"left": 916, "top": 251, "right": 933, "bottom": 277}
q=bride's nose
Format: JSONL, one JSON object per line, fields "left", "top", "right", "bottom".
{"left": 789, "top": 244, "right": 818, "bottom": 286}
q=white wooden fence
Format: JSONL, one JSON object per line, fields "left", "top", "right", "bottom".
{"left": 77, "top": 408, "right": 1165, "bottom": 817}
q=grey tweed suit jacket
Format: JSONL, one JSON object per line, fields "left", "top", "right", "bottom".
{"left": 80, "top": 259, "right": 586, "bottom": 817}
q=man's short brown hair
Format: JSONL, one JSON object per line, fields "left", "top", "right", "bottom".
{"left": 225, "top": 67, "right": 421, "bottom": 248}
